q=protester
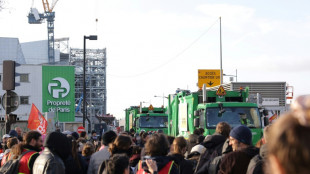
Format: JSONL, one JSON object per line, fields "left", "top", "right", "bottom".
{"left": 267, "top": 95, "right": 310, "bottom": 174}
{"left": 82, "top": 142, "right": 95, "bottom": 164}
{"left": 15, "top": 127, "right": 24, "bottom": 142}
{"left": 11, "top": 130, "right": 43, "bottom": 174}
{"left": 80, "top": 131, "right": 87, "bottom": 139}
{"left": 169, "top": 136, "right": 194, "bottom": 174}
{"left": 195, "top": 122, "right": 231, "bottom": 174}
{"left": 64, "top": 135, "right": 88, "bottom": 174}
{"left": 98, "top": 134, "right": 133, "bottom": 174}
{"left": 186, "top": 133, "right": 199, "bottom": 157}
{"left": 87, "top": 130, "right": 117, "bottom": 174}
{"left": 0, "top": 134, "right": 11, "bottom": 153}
{"left": 135, "top": 133, "right": 179, "bottom": 174}
{"left": 105, "top": 154, "right": 130, "bottom": 174}
{"left": 9, "top": 130, "right": 18, "bottom": 139}
{"left": 218, "top": 125, "right": 259, "bottom": 174}
{"left": 129, "top": 146, "right": 141, "bottom": 168}
{"left": 33, "top": 131, "right": 71, "bottom": 174}
{"left": 0, "top": 137, "right": 18, "bottom": 166}
{"left": 187, "top": 144, "right": 205, "bottom": 171}
{"left": 246, "top": 125, "right": 270, "bottom": 174}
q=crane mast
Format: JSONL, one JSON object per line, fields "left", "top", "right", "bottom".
{"left": 28, "top": 0, "right": 59, "bottom": 64}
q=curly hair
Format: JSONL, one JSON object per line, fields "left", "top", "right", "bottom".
{"left": 82, "top": 143, "right": 95, "bottom": 157}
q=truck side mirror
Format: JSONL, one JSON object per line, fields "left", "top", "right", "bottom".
{"left": 194, "top": 118, "right": 200, "bottom": 127}
{"left": 264, "top": 117, "right": 269, "bottom": 126}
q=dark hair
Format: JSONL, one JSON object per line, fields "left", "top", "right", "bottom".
{"left": 80, "top": 131, "right": 87, "bottom": 138}
{"left": 215, "top": 122, "right": 231, "bottom": 138}
{"left": 193, "top": 129, "right": 201, "bottom": 136}
{"left": 24, "top": 131, "right": 41, "bottom": 145}
{"left": 145, "top": 133, "right": 169, "bottom": 156}
{"left": 7, "top": 137, "right": 18, "bottom": 148}
{"left": 12, "top": 131, "right": 41, "bottom": 159}
{"left": 199, "top": 128, "right": 205, "bottom": 135}
{"left": 167, "top": 136, "right": 175, "bottom": 146}
{"left": 67, "top": 135, "right": 81, "bottom": 169}
{"left": 107, "top": 154, "right": 129, "bottom": 174}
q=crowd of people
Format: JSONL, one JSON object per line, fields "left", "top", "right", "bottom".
{"left": 0, "top": 95, "right": 310, "bottom": 174}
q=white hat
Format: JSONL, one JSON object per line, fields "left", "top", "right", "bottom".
{"left": 2, "top": 134, "right": 11, "bottom": 139}
{"left": 190, "top": 144, "right": 206, "bottom": 154}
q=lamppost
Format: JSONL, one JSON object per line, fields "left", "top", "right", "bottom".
{"left": 223, "top": 69, "right": 238, "bottom": 82}
{"left": 83, "top": 35, "right": 97, "bottom": 131}
{"left": 154, "top": 94, "right": 168, "bottom": 107}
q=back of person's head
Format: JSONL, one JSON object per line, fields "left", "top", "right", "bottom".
{"left": 132, "top": 145, "right": 142, "bottom": 155}
{"left": 71, "top": 131, "right": 79, "bottom": 140}
{"left": 9, "top": 130, "right": 18, "bottom": 138}
{"left": 171, "top": 136, "right": 187, "bottom": 155}
{"left": 44, "top": 131, "right": 71, "bottom": 160}
{"left": 82, "top": 142, "right": 95, "bottom": 157}
{"left": 24, "top": 130, "right": 41, "bottom": 145}
{"left": 7, "top": 137, "right": 18, "bottom": 148}
{"left": 109, "top": 135, "right": 132, "bottom": 156}
{"left": 107, "top": 154, "right": 129, "bottom": 174}
{"left": 80, "top": 131, "right": 87, "bottom": 138}
{"left": 145, "top": 133, "right": 169, "bottom": 157}
{"left": 199, "top": 128, "right": 205, "bottom": 135}
{"left": 193, "top": 129, "right": 201, "bottom": 136}
{"left": 102, "top": 130, "right": 117, "bottom": 146}
{"left": 167, "top": 136, "right": 175, "bottom": 146}
{"left": 215, "top": 122, "right": 231, "bottom": 138}
{"left": 268, "top": 112, "right": 310, "bottom": 174}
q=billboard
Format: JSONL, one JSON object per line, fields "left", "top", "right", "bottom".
{"left": 42, "top": 66, "right": 75, "bottom": 122}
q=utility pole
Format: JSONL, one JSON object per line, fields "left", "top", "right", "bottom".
{"left": 220, "top": 16, "right": 223, "bottom": 85}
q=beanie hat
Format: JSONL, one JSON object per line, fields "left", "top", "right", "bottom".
{"left": 9, "top": 130, "right": 18, "bottom": 138}
{"left": 102, "top": 130, "right": 117, "bottom": 146}
{"left": 229, "top": 125, "right": 252, "bottom": 145}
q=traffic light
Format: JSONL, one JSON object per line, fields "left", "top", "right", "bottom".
{"left": 3, "top": 60, "right": 16, "bottom": 90}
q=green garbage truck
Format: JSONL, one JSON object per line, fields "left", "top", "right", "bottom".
{"left": 125, "top": 105, "right": 168, "bottom": 134}
{"left": 168, "top": 85, "right": 267, "bottom": 144}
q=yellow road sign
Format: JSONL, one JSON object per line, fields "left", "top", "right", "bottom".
{"left": 216, "top": 85, "right": 227, "bottom": 96}
{"left": 198, "top": 69, "right": 221, "bottom": 88}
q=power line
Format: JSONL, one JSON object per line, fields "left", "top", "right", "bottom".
{"left": 108, "top": 18, "right": 220, "bottom": 78}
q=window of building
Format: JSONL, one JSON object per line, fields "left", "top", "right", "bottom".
{"left": 20, "top": 74, "right": 29, "bottom": 82}
{"left": 0, "top": 74, "right": 2, "bottom": 82}
{"left": 20, "top": 96, "right": 29, "bottom": 105}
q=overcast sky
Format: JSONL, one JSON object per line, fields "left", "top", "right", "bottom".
{"left": 1, "top": 0, "right": 310, "bottom": 119}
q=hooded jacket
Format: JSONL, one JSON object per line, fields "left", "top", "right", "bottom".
{"left": 218, "top": 146, "right": 259, "bottom": 174}
{"left": 169, "top": 153, "right": 194, "bottom": 174}
{"left": 195, "top": 133, "right": 227, "bottom": 174}
{"left": 32, "top": 132, "right": 71, "bottom": 174}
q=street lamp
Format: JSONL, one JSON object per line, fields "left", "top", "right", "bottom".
{"left": 83, "top": 35, "right": 97, "bottom": 132}
{"left": 154, "top": 94, "right": 168, "bottom": 107}
{"left": 223, "top": 69, "right": 238, "bottom": 82}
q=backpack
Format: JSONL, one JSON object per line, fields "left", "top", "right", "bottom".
{"left": 0, "top": 150, "right": 31, "bottom": 174}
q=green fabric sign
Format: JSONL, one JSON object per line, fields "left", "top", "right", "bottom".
{"left": 42, "top": 66, "right": 75, "bottom": 122}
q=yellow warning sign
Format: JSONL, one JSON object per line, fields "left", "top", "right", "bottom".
{"left": 148, "top": 104, "right": 154, "bottom": 111}
{"left": 216, "top": 86, "right": 226, "bottom": 96}
{"left": 198, "top": 69, "right": 221, "bottom": 88}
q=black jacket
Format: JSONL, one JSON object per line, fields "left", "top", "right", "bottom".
{"left": 195, "top": 133, "right": 227, "bottom": 174}
{"left": 218, "top": 146, "right": 259, "bottom": 174}
{"left": 246, "top": 144, "right": 268, "bottom": 174}
{"left": 32, "top": 147, "right": 66, "bottom": 174}
{"left": 169, "top": 153, "right": 194, "bottom": 174}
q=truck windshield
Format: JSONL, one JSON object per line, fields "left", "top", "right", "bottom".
{"left": 206, "top": 107, "right": 261, "bottom": 128}
{"left": 139, "top": 116, "right": 168, "bottom": 128}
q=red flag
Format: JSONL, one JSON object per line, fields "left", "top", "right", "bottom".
{"left": 28, "top": 103, "right": 48, "bottom": 134}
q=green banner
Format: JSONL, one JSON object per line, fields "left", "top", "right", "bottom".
{"left": 42, "top": 66, "right": 75, "bottom": 122}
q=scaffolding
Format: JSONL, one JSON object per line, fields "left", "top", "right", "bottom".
{"left": 69, "top": 48, "right": 107, "bottom": 124}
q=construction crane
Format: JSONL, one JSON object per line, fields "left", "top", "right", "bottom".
{"left": 28, "top": 0, "right": 59, "bottom": 64}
